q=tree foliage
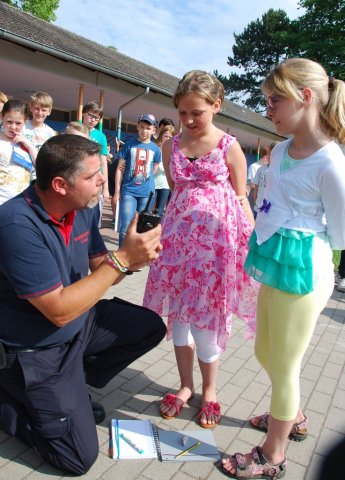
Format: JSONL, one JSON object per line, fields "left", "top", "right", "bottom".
{"left": 215, "top": 9, "right": 296, "bottom": 112}
{"left": 216, "top": 1, "right": 345, "bottom": 112}
{"left": 292, "top": 0, "right": 345, "bottom": 79}
{"left": 1, "top": 0, "right": 59, "bottom": 22}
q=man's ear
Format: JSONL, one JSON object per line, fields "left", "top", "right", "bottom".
{"left": 51, "top": 177, "right": 68, "bottom": 196}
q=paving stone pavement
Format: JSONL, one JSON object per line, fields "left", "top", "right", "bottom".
{"left": 1, "top": 207, "right": 345, "bottom": 480}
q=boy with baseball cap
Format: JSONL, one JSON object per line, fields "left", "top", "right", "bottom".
{"left": 114, "top": 114, "right": 161, "bottom": 245}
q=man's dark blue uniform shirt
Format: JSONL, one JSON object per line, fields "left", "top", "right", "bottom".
{"left": 0, "top": 184, "right": 107, "bottom": 347}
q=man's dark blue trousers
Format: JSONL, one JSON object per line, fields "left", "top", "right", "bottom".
{"left": 0, "top": 297, "right": 166, "bottom": 475}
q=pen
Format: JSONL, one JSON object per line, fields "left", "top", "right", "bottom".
{"left": 120, "top": 433, "right": 144, "bottom": 454}
{"left": 115, "top": 419, "right": 121, "bottom": 459}
{"left": 175, "top": 440, "right": 202, "bottom": 459}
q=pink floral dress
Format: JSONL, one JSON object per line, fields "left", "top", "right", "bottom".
{"left": 143, "top": 134, "right": 258, "bottom": 351}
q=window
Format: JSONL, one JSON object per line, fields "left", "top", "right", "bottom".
{"left": 50, "top": 109, "right": 70, "bottom": 122}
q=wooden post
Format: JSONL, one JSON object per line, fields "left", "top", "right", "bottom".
{"left": 77, "top": 84, "right": 84, "bottom": 123}
{"left": 99, "top": 90, "right": 104, "bottom": 132}
{"left": 256, "top": 137, "right": 261, "bottom": 161}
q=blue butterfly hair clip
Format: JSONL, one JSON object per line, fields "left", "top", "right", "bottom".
{"left": 259, "top": 198, "right": 271, "bottom": 213}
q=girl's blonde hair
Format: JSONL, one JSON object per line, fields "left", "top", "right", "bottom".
{"left": 65, "top": 122, "right": 89, "bottom": 138}
{"left": 156, "top": 124, "right": 176, "bottom": 145}
{"left": 0, "top": 91, "right": 8, "bottom": 104}
{"left": 30, "top": 91, "right": 53, "bottom": 109}
{"left": 173, "top": 70, "right": 224, "bottom": 108}
{"left": 260, "top": 145, "right": 271, "bottom": 159}
{"left": 262, "top": 58, "right": 345, "bottom": 144}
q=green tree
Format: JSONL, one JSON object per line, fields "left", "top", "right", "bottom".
{"left": 292, "top": 0, "right": 345, "bottom": 79}
{"left": 215, "top": 9, "right": 296, "bottom": 112}
{"left": 1, "top": 0, "right": 59, "bottom": 22}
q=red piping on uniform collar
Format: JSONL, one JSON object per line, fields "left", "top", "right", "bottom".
{"left": 49, "top": 211, "right": 76, "bottom": 245}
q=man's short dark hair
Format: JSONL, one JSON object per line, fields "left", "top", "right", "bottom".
{"left": 158, "top": 117, "right": 175, "bottom": 128}
{"left": 35, "top": 135, "right": 101, "bottom": 191}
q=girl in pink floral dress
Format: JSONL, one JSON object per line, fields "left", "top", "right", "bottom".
{"left": 143, "top": 71, "right": 258, "bottom": 428}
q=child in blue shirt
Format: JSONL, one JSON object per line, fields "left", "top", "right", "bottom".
{"left": 114, "top": 114, "right": 161, "bottom": 246}
{"left": 82, "top": 101, "right": 109, "bottom": 228}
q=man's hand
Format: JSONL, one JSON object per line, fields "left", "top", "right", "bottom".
{"left": 116, "top": 213, "right": 162, "bottom": 270}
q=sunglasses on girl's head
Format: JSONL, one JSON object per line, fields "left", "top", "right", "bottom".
{"left": 266, "top": 95, "right": 281, "bottom": 110}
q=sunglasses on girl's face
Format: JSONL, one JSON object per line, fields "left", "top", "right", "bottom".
{"left": 266, "top": 95, "right": 281, "bottom": 110}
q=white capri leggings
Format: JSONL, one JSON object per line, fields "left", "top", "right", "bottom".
{"left": 172, "top": 322, "right": 222, "bottom": 363}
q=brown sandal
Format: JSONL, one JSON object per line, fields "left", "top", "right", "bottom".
{"left": 250, "top": 412, "right": 308, "bottom": 442}
{"left": 218, "top": 446, "right": 287, "bottom": 479}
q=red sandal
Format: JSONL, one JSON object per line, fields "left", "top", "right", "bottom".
{"left": 197, "top": 401, "right": 221, "bottom": 429}
{"left": 160, "top": 393, "right": 193, "bottom": 420}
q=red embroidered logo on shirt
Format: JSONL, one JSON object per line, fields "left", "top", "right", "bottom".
{"left": 74, "top": 231, "right": 90, "bottom": 243}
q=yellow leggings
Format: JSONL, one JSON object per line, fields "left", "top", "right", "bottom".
{"left": 255, "top": 276, "right": 333, "bottom": 421}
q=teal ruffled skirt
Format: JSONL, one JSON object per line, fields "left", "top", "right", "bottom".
{"left": 244, "top": 229, "right": 315, "bottom": 294}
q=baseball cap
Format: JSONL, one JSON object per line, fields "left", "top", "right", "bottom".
{"left": 138, "top": 114, "right": 156, "bottom": 126}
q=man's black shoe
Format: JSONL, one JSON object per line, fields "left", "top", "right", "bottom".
{"left": 90, "top": 400, "right": 106, "bottom": 424}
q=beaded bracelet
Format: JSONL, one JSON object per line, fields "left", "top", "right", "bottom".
{"left": 109, "top": 251, "right": 128, "bottom": 269}
{"left": 105, "top": 253, "right": 133, "bottom": 275}
{"left": 109, "top": 252, "right": 134, "bottom": 274}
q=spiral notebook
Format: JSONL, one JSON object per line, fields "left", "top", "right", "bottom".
{"left": 158, "top": 429, "right": 220, "bottom": 462}
{"left": 111, "top": 419, "right": 159, "bottom": 459}
{"left": 110, "top": 419, "right": 220, "bottom": 462}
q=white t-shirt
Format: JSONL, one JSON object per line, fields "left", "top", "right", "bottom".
{"left": 247, "top": 158, "right": 268, "bottom": 183}
{"left": 0, "top": 139, "right": 32, "bottom": 205}
{"left": 253, "top": 164, "right": 269, "bottom": 212}
{"left": 23, "top": 121, "right": 56, "bottom": 151}
{"left": 154, "top": 161, "right": 169, "bottom": 190}
{"left": 23, "top": 121, "right": 56, "bottom": 180}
